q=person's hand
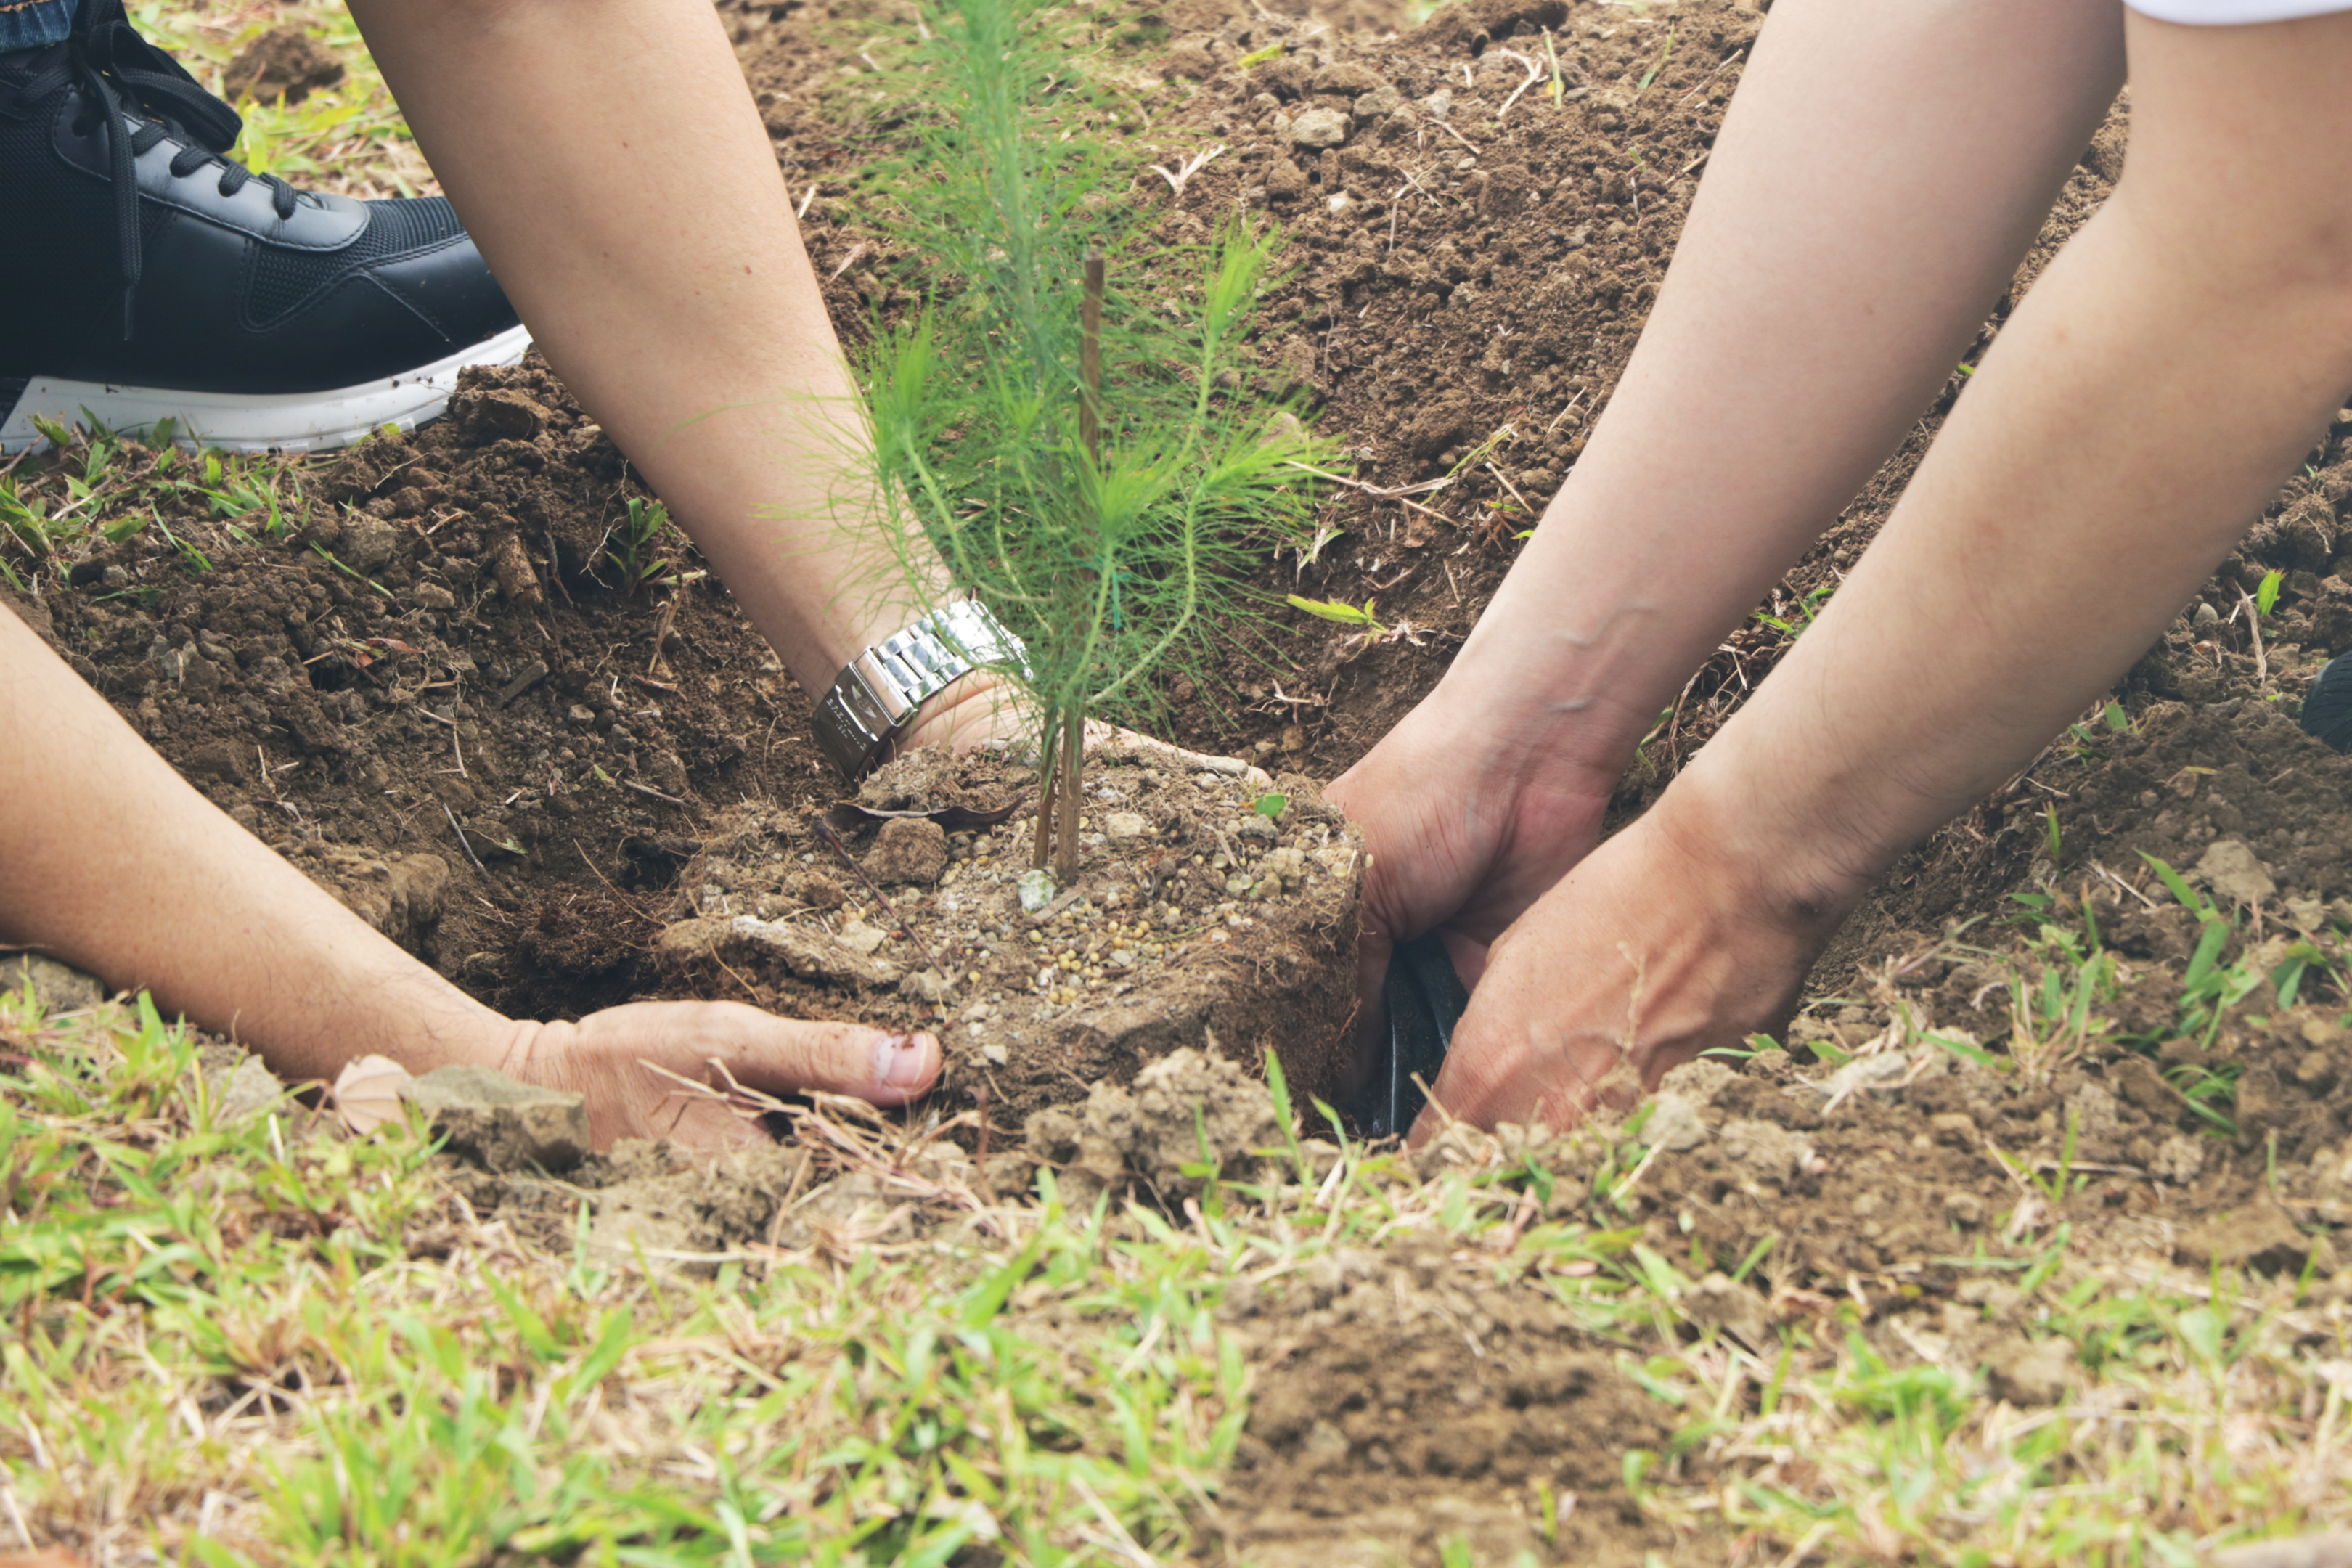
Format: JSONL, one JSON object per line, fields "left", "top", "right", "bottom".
{"left": 1322, "top": 694, "right": 1621, "bottom": 1095}
{"left": 498, "top": 1000, "right": 941, "bottom": 1151}
{"left": 897, "top": 674, "right": 1273, "bottom": 785}
{"left": 1406, "top": 789, "right": 1840, "bottom": 1143}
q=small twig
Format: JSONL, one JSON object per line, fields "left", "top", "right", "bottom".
{"left": 572, "top": 838, "right": 622, "bottom": 895}
{"left": 1545, "top": 390, "right": 1585, "bottom": 435}
{"left": 2090, "top": 859, "right": 2162, "bottom": 912}
{"left": 810, "top": 816, "right": 944, "bottom": 976}
{"left": 1146, "top": 144, "right": 1224, "bottom": 198}
{"left": 829, "top": 241, "right": 870, "bottom": 282}
{"left": 1284, "top": 460, "right": 1456, "bottom": 527}
{"left": 1281, "top": 459, "right": 1455, "bottom": 500}
{"left": 647, "top": 594, "right": 681, "bottom": 677}
{"left": 1678, "top": 44, "right": 1746, "bottom": 102}
{"left": 622, "top": 779, "right": 688, "bottom": 807}
{"left": 1080, "top": 250, "right": 1105, "bottom": 466}
{"left": 1429, "top": 116, "right": 1481, "bottom": 155}
{"left": 1397, "top": 166, "right": 1452, "bottom": 208}
{"left": 417, "top": 705, "right": 467, "bottom": 776}
{"left": 797, "top": 183, "right": 817, "bottom": 219}
{"left": 1483, "top": 460, "right": 1535, "bottom": 515}
{"left": 441, "top": 803, "right": 489, "bottom": 875}
{"left": 2239, "top": 584, "right": 2269, "bottom": 685}
{"left": 1490, "top": 49, "right": 1547, "bottom": 121}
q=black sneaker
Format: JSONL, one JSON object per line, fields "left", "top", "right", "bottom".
{"left": 0, "top": 0, "right": 528, "bottom": 455}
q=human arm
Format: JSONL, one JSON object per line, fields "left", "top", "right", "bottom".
{"left": 1328, "top": 0, "right": 2128, "bottom": 1029}
{"left": 0, "top": 600, "right": 939, "bottom": 1148}
{"left": 337, "top": 0, "right": 1026, "bottom": 756}
{"left": 1376, "top": 4, "right": 2352, "bottom": 1133}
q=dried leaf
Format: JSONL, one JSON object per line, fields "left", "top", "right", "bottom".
{"left": 332, "top": 1053, "right": 413, "bottom": 1135}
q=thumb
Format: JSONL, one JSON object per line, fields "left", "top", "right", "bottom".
{"left": 614, "top": 1001, "right": 945, "bottom": 1106}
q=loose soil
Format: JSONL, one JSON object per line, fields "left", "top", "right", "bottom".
{"left": 1220, "top": 1234, "right": 1676, "bottom": 1568}
{"left": 650, "top": 745, "right": 1365, "bottom": 1124}
{"left": 17, "top": 0, "right": 2352, "bottom": 1556}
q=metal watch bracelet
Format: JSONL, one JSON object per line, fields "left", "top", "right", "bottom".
{"left": 810, "top": 600, "right": 1029, "bottom": 780}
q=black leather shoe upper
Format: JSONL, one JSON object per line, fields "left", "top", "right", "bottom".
{"left": 0, "top": 0, "right": 520, "bottom": 393}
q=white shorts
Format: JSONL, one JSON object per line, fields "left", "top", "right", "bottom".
{"left": 2130, "top": 0, "right": 2352, "bottom": 21}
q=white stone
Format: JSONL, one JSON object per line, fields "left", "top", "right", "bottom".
{"left": 1289, "top": 106, "right": 1350, "bottom": 149}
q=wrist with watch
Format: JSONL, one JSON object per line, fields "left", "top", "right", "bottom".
{"left": 810, "top": 600, "right": 1031, "bottom": 780}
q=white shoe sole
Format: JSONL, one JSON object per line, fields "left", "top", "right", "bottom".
{"left": 0, "top": 322, "right": 534, "bottom": 457}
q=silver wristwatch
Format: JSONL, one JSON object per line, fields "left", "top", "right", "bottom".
{"left": 811, "top": 600, "right": 1030, "bottom": 780}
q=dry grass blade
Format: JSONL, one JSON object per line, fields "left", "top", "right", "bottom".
{"left": 1490, "top": 48, "right": 1548, "bottom": 121}
{"left": 1146, "top": 143, "right": 1224, "bottom": 197}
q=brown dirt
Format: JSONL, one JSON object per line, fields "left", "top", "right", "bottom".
{"left": 1220, "top": 1233, "right": 1678, "bottom": 1567}
{"left": 221, "top": 23, "right": 346, "bottom": 106}
{"left": 20, "top": 0, "right": 2352, "bottom": 1556}
{"left": 650, "top": 745, "right": 1365, "bottom": 1123}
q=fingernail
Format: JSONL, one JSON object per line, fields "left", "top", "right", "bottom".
{"left": 875, "top": 1032, "right": 931, "bottom": 1090}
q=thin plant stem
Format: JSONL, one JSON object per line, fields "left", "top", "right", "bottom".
{"left": 1080, "top": 250, "right": 1104, "bottom": 466}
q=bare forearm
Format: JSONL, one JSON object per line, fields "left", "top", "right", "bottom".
{"left": 1686, "top": 14, "right": 2352, "bottom": 909}
{"left": 1443, "top": 0, "right": 2122, "bottom": 786}
{"left": 344, "top": 0, "right": 933, "bottom": 694}
{"left": 0, "top": 605, "right": 513, "bottom": 1078}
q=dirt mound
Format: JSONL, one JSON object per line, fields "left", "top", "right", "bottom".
{"left": 222, "top": 23, "right": 346, "bottom": 105}
{"left": 1021, "top": 1045, "right": 1285, "bottom": 1201}
{"left": 653, "top": 748, "right": 1365, "bottom": 1122}
{"left": 2, "top": 354, "right": 844, "bottom": 1020}
{"left": 1219, "top": 1234, "right": 1676, "bottom": 1567}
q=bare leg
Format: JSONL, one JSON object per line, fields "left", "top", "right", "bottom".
{"left": 1332, "top": 0, "right": 2126, "bottom": 992}
{"left": 1421, "top": 7, "right": 2352, "bottom": 1133}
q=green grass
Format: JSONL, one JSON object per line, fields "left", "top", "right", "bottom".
{"left": 0, "top": 420, "right": 320, "bottom": 587}
{"left": 9, "top": 923, "right": 2352, "bottom": 1565}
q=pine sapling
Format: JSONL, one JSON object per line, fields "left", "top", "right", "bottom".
{"left": 841, "top": 0, "right": 1333, "bottom": 891}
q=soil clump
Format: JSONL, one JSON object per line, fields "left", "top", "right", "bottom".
{"left": 1220, "top": 1234, "right": 1676, "bottom": 1567}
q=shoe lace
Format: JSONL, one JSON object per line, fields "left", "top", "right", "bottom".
{"left": 17, "top": 0, "right": 303, "bottom": 338}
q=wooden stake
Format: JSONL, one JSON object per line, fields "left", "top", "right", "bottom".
{"left": 1055, "top": 704, "right": 1084, "bottom": 886}
{"left": 1032, "top": 712, "right": 1058, "bottom": 873}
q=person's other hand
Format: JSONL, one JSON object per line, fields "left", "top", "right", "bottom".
{"left": 1406, "top": 800, "right": 1831, "bottom": 1143}
{"left": 500, "top": 1001, "right": 941, "bottom": 1150}
{"left": 1323, "top": 695, "right": 1619, "bottom": 1095}
{"left": 897, "top": 674, "right": 1273, "bottom": 785}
